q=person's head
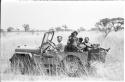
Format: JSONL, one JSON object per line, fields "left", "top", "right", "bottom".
{"left": 57, "top": 36, "right": 63, "bottom": 43}
{"left": 71, "top": 31, "right": 78, "bottom": 37}
{"left": 84, "top": 37, "right": 89, "bottom": 43}
{"left": 78, "top": 37, "right": 83, "bottom": 43}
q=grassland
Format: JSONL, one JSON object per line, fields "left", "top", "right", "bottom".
{"left": 0, "top": 30, "right": 124, "bottom": 81}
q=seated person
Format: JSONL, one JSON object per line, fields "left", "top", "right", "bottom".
{"left": 56, "top": 36, "right": 64, "bottom": 52}
{"left": 77, "top": 37, "right": 83, "bottom": 46}
{"left": 82, "top": 37, "right": 93, "bottom": 51}
{"left": 82, "top": 37, "right": 110, "bottom": 52}
{"left": 77, "top": 37, "right": 86, "bottom": 52}
{"left": 65, "top": 31, "right": 79, "bottom": 52}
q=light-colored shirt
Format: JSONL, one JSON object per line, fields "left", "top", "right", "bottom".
{"left": 56, "top": 42, "right": 64, "bottom": 52}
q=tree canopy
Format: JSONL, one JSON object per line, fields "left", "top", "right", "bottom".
{"left": 95, "top": 17, "right": 124, "bottom": 37}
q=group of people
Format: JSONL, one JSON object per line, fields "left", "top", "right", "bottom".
{"left": 56, "top": 31, "right": 93, "bottom": 52}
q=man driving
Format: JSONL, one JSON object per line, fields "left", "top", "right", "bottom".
{"left": 56, "top": 36, "right": 64, "bottom": 52}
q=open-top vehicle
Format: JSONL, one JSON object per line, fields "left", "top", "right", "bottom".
{"left": 9, "top": 30, "right": 109, "bottom": 77}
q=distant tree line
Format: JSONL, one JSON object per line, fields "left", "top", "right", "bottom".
{"left": 54, "top": 25, "right": 86, "bottom": 32}
{"left": 0, "top": 24, "right": 86, "bottom": 32}
{"left": 54, "top": 25, "right": 73, "bottom": 32}
{"left": 0, "top": 17, "right": 124, "bottom": 35}
{"left": 1, "top": 24, "right": 34, "bottom": 32}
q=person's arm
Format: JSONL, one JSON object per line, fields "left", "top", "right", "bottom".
{"left": 99, "top": 47, "right": 110, "bottom": 52}
{"left": 83, "top": 42, "right": 92, "bottom": 48}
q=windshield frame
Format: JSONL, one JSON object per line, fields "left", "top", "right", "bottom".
{"left": 41, "top": 31, "right": 54, "bottom": 46}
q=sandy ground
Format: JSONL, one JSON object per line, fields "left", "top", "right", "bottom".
{"left": 0, "top": 30, "right": 124, "bottom": 81}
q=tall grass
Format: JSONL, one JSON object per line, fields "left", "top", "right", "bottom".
{"left": 0, "top": 30, "right": 124, "bottom": 80}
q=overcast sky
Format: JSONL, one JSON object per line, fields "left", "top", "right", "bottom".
{"left": 1, "top": 1, "right": 124, "bottom": 30}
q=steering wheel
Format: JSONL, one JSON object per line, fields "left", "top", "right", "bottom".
{"left": 42, "top": 40, "right": 56, "bottom": 53}
{"left": 47, "top": 40, "right": 56, "bottom": 49}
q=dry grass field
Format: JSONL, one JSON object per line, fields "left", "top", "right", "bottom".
{"left": 0, "top": 30, "right": 124, "bottom": 81}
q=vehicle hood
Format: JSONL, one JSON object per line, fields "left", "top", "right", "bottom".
{"left": 15, "top": 45, "right": 40, "bottom": 53}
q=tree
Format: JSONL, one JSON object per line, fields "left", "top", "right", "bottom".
{"left": 62, "top": 24, "right": 68, "bottom": 31}
{"left": 77, "top": 27, "right": 86, "bottom": 32}
{"left": 111, "top": 17, "right": 124, "bottom": 31}
{"left": 49, "top": 27, "right": 54, "bottom": 32}
{"left": 90, "top": 27, "right": 98, "bottom": 31}
{"left": 7, "top": 27, "right": 14, "bottom": 32}
{"left": 95, "top": 17, "right": 124, "bottom": 37}
{"left": 55, "top": 27, "right": 64, "bottom": 32}
{"left": 100, "top": 18, "right": 111, "bottom": 27}
{"left": 22, "top": 24, "right": 30, "bottom": 32}
{"left": 16, "top": 28, "right": 20, "bottom": 32}
{"left": 95, "top": 18, "right": 113, "bottom": 37}
{"left": 0, "top": 29, "right": 4, "bottom": 32}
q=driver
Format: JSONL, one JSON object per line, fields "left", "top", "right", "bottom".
{"left": 56, "top": 36, "right": 64, "bottom": 52}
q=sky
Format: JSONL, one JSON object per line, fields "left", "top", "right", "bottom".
{"left": 1, "top": 1, "right": 124, "bottom": 30}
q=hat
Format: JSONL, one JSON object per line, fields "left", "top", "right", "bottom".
{"left": 73, "top": 31, "right": 78, "bottom": 35}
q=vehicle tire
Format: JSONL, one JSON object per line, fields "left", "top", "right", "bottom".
{"left": 61, "top": 55, "right": 84, "bottom": 77}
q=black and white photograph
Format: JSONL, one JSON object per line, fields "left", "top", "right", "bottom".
{"left": 0, "top": 0, "right": 124, "bottom": 81}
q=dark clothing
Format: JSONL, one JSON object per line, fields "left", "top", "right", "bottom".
{"left": 67, "top": 36, "right": 78, "bottom": 45}
{"left": 64, "top": 44, "right": 78, "bottom": 52}
{"left": 65, "top": 35, "right": 78, "bottom": 52}
{"left": 82, "top": 42, "right": 92, "bottom": 51}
